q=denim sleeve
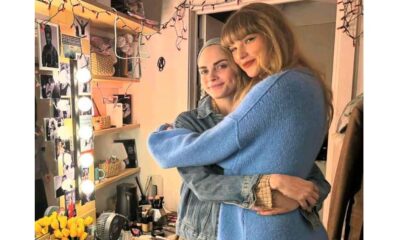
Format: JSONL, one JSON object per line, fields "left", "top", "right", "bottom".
{"left": 173, "top": 113, "right": 260, "bottom": 209}
{"left": 299, "top": 163, "right": 331, "bottom": 228}
{"left": 306, "top": 163, "right": 331, "bottom": 211}
{"left": 178, "top": 166, "right": 260, "bottom": 209}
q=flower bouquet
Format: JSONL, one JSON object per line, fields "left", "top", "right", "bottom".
{"left": 35, "top": 211, "right": 93, "bottom": 240}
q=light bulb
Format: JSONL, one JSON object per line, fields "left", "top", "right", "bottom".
{"left": 81, "top": 180, "right": 94, "bottom": 195}
{"left": 79, "top": 126, "right": 93, "bottom": 139}
{"left": 80, "top": 153, "right": 94, "bottom": 168}
{"left": 76, "top": 67, "right": 91, "bottom": 83}
{"left": 78, "top": 97, "right": 92, "bottom": 112}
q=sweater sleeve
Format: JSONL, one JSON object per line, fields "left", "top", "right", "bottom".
{"left": 147, "top": 117, "right": 240, "bottom": 168}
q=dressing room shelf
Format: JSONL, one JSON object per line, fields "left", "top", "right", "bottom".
{"left": 92, "top": 76, "right": 140, "bottom": 83}
{"left": 94, "top": 123, "right": 140, "bottom": 136}
{"left": 95, "top": 167, "right": 140, "bottom": 191}
{"left": 35, "top": 0, "right": 158, "bottom": 34}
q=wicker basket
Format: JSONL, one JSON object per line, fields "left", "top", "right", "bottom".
{"left": 99, "top": 158, "right": 122, "bottom": 178}
{"left": 90, "top": 52, "right": 116, "bottom": 77}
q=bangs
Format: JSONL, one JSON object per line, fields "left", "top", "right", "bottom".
{"left": 221, "top": 11, "right": 261, "bottom": 48}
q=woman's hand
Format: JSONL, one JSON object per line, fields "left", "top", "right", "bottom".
{"left": 253, "top": 190, "right": 299, "bottom": 215}
{"left": 269, "top": 174, "right": 319, "bottom": 211}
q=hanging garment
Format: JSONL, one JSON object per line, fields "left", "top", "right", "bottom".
{"left": 328, "top": 100, "right": 363, "bottom": 240}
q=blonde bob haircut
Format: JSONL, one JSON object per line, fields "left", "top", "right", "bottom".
{"left": 221, "top": 3, "right": 333, "bottom": 125}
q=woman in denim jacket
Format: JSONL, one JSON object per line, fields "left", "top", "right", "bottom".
{"left": 148, "top": 3, "right": 332, "bottom": 240}
{"left": 160, "top": 37, "right": 330, "bottom": 240}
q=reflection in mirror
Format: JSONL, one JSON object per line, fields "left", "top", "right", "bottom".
{"left": 35, "top": 68, "right": 60, "bottom": 219}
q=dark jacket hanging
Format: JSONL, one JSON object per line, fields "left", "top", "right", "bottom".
{"left": 327, "top": 100, "right": 363, "bottom": 240}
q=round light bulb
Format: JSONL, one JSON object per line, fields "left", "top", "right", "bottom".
{"left": 81, "top": 180, "right": 94, "bottom": 195}
{"left": 79, "top": 126, "right": 93, "bottom": 139}
{"left": 76, "top": 67, "right": 92, "bottom": 83}
{"left": 79, "top": 153, "right": 94, "bottom": 168}
{"left": 78, "top": 97, "right": 92, "bottom": 112}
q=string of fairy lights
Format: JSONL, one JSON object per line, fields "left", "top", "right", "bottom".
{"left": 337, "top": 0, "right": 363, "bottom": 46}
{"left": 35, "top": 0, "right": 241, "bottom": 51}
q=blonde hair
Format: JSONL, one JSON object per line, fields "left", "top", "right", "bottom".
{"left": 198, "top": 41, "right": 249, "bottom": 101}
{"left": 221, "top": 3, "right": 333, "bottom": 125}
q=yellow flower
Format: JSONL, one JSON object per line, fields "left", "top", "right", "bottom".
{"left": 54, "top": 229, "right": 63, "bottom": 238}
{"left": 35, "top": 221, "right": 43, "bottom": 235}
{"left": 61, "top": 228, "right": 70, "bottom": 237}
{"left": 77, "top": 226, "right": 85, "bottom": 237}
{"left": 41, "top": 225, "right": 49, "bottom": 234}
{"left": 67, "top": 217, "right": 76, "bottom": 229}
{"left": 76, "top": 217, "right": 84, "bottom": 226}
{"left": 61, "top": 238, "right": 69, "bottom": 240}
{"left": 70, "top": 225, "right": 77, "bottom": 238}
{"left": 59, "top": 216, "right": 68, "bottom": 229}
{"left": 80, "top": 231, "right": 88, "bottom": 240}
{"left": 51, "top": 218, "right": 60, "bottom": 230}
{"left": 84, "top": 216, "right": 93, "bottom": 226}
{"left": 38, "top": 216, "right": 51, "bottom": 227}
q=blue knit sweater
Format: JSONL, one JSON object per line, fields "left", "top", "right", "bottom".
{"left": 148, "top": 69, "right": 328, "bottom": 239}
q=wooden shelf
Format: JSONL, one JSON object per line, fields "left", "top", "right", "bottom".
{"left": 35, "top": 0, "right": 158, "bottom": 34}
{"left": 95, "top": 167, "right": 140, "bottom": 191}
{"left": 94, "top": 123, "right": 140, "bottom": 136}
{"left": 92, "top": 76, "right": 140, "bottom": 83}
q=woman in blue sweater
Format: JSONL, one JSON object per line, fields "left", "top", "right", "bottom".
{"left": 172, "top": 39, "right": 330, "bottom": 240}
{"left": 149, "top": 3, "right": 332, "bottom": 239}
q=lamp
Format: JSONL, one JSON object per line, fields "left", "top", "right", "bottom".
{"left": 76, "top": 55, "right": 92, "bottom": 83}
{"left": 81, "top": 180, "right": 95, "bottom": 195}
{"left": 80, "top": 153, "right": 94, "bottom": 168}
{"left": 79, "top": 126, "right": 93, "bottom": 140}
{"left": 78, "top": 97, "right": 93, "bottom": 112}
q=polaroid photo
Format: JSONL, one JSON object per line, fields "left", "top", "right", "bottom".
{"left": 81, "top": 167, "right": 90, "bottom": 181}
{"left": 53, "top": 98, "right": 71, "bottom": 118}
{"left": 44, "top": 117, "right": 63, "bottom": 141}
{"left": 54, "top": 175, "right": 65, "bottom": 198}
{"left": 62, "top": 34, "right": 82, "bottom": 59}
{"left": 37, "top": 21, "right": 60, "bottom": 71}
{"left": 55, "top": 137, "right": 71, "bottom": 161}
{"left": 61, "top": 152, "right": 75, "bottom": 181}
{"left": 40, "top": 74, "right": 61, "bottom": 99}
{"left": 73, "top": 16, "right": 90, "bottom": 40}
{"left": 65, "top": 190, "right": 77, "bottom": 218}
{"left": 56, "top": 62, "right": 71, "bottom": 97}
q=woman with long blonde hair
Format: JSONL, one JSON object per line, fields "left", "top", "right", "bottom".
{"left": 148, "top": 3, "right": 331, "bottom": 239}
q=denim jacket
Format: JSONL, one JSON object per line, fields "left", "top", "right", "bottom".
{"left": 173, "top": 96, "right": 330, "bottom": 240}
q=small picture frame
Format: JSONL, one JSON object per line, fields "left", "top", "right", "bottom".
{"left": 40, "top": 74, "right": 61, "bottom": 99}
{"left": 114, "top": 94, "right": 132, "bottom": 125}
{"left": 57, "top": 63, "right": 71, "bottom": 97}
{"left": 53, "top": 99, "right": 71, "bottom": 118}
{"left": 37, "top": 21, "right": 60, "bottom": 71}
